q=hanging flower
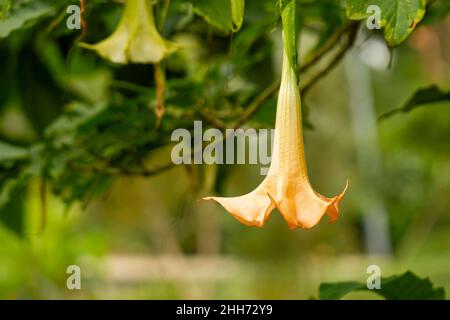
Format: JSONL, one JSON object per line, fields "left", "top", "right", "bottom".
{"left": 204, "top": 38, "right": 348, "bottom": 229}
{"left": 80, "top": 0, "right": 177, "bottom": 64}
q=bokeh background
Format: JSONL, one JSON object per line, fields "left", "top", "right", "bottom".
{"left": 0, "top": 0, "right": 449, "bottom": 299}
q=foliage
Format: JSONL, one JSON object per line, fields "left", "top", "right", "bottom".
{"left": 193, "top": 0, "right": 245, "bottom": 32}
{"left": 0, "top": 0, "right": 69, "bottom": 38}
{"left": 379, "top": 85, "right": 450, "bottom": 120}
{"left": 0, "top": 0, "right": 448, "bottom": 238}
{"left": 346, "top": 0, "right": 426, "bottom": 47}
{"left": 319, "top": 271, "right": 446, "bottom": 300}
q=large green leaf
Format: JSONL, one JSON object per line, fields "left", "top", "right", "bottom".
{"left": 378, "top": 272, "right": 446, "bottom": 300}
{"left": 0, "top": 141, "right": 30, "bottom": 235}
{"left": 346, "top": 0, "right": 426, "bottom": 47}
{"left": 319, "top": 281, "right": 363, "bottom": 300}
{"left": 0, "top": 0, "right": 64, "bottom": 38}
{"left": 319, "top": 271, "right": 446, "bottom": 300}
{"left": 378, "top": 85, "right": 450, "bottom": 120}
{"left": 0, "top": 177, "right": 26, "bottom": 236}
{"left": 193, "top": 0, "right": 245, "bottom": 33}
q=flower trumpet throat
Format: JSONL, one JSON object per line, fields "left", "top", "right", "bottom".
{"left": 80, "top": 0, "right": 177, "bottom": 64}
{"left": 204, "top": 44, "right": 348, "bottom": 229}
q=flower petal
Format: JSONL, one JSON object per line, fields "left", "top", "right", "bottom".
{"left": 80, "top": 0, "right": 177, "bottom": 64}
{"left": 80, "top": 29, "right": 129, "bottom": 64}
{"left": 204, "top": 31, "right": 348, "bottom": 230}
{"left": 203, "top": 177, "right": 276, "bottom": 227}
{"left": 273, "top": 180, "right": 348, "bottom": 229}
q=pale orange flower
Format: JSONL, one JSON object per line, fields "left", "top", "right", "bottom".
{"left": 204, "top": 42, "right": 348, "bottom": 229}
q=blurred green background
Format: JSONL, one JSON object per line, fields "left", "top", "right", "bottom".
{"left": 0, "top": 0, "right": 449, "bottom": 299}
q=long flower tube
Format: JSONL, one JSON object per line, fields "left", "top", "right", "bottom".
{"left": 204, "top": 36, "right": 348, "bottom": 229}
{"left": 80, "top": 0, "right": 177, "bottom": 64}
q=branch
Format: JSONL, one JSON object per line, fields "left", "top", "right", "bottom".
{"left": 198, "top": 109, "right": 226, "bottom": 130}
{"left": 299, "top": 21, "right": 358, "bottom": 73}
{"left": 70, "top": 161, "right": 175, "bottom": 178}
{"left": 69, "top": 23, "right": 359, "bottom": 180}
{"left": 232, "top": 81, "right": 280, "bottom": 128}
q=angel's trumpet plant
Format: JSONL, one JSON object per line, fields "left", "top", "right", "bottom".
{"left": 80, "top": 0, "right": 177, "bottom": 64}
{"left": 204, "top": 37, "right": 348, "bottom": 229}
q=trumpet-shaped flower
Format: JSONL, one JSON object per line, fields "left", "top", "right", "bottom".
{"left": 204, "top": 43, "right": 348, "bottom": 229}
{"left": 80, "top": 0, "right": 177, "bottom": 64}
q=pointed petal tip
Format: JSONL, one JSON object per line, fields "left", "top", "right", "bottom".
{"left": 78, "top": 42, "right": 94, "bottom": 50}
{"left": 340, "top": 179, "right": 349, "bottom": 199}
{"left": 324, "top": 179, "right": 349, "bottom": 222}
{"left": 203, "top": 195, "right": 273, "bottom": 228}
{"left": 279, "top": 180, "right": 349, "bottom": 229}
{"left": 204, "top": 176, "right": 348, "bottom": 230}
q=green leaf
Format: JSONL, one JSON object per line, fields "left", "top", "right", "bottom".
{"left": 319, "top": 281, "right": 364, "bottom": 300}
{"left": 319, "top": 271, "right": 446, "bottom": 300}
{"left": 378, "top": 85, "right": 450, "bottom": 120}
{"left": 0, "top": 178, "right": 20, "bottom": 209}
{"left": 280, "top": 0, "right": 298, "bottom": 70}
{"left": 0, "top": 0, "right": 61, "bottom": 38}
{"left": 0, "top": 177, "right": 26, "bottom": 236}
{"left": 345, "top": 0, "right": 426, "bottom": 47}
{"left": 0, "top": 141, "right": 29, "bottom": 163}
{"left": 193, "top": 0, "right": 232, "bottom": 32}
{"left": 193, "top": 0, "right": 244, "bottom": 33}
{"left": 379, "top": 271, "right": 446, "bottom": 300}
{"left": 0, "top": 141, "right": 30, "bottom": 235}
{"left": 43, "top": 100, "right": 161, "bottom": 205}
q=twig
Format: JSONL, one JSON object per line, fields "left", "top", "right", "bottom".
{"left": 299, "top": 21, "right": 358, "bottom": 73}
{"left": 232, "top": 81, "right": 280, "bottom": 128}
{"left": 113, "top": 162, "right": 174, "bottom": 177}
{"left": 67, "top": 22, "right": 359, "bottom": 179}
{"left": 80, "top": 0, "right": 87, "bottom": 38}
{"left": 71, "top": 161, "right": 175, "bottom": 178}
{"left": 198, "top": 109, "right": 226, "bottom": 130}
{"left": 66, "top": 0, "right": 88, "bottom": 61}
